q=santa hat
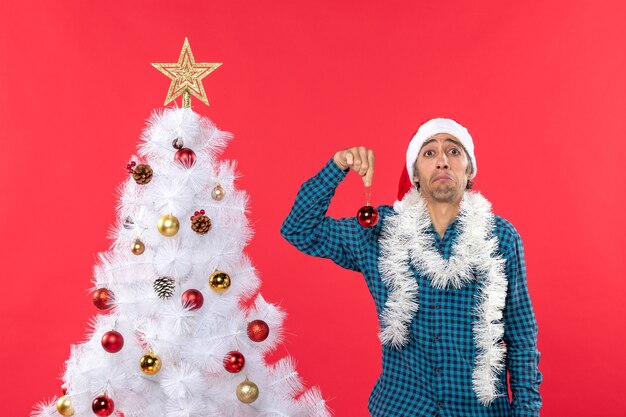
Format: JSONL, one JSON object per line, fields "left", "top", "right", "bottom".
{"left": 397, "top": 118, "right": 476, "bottom": 201}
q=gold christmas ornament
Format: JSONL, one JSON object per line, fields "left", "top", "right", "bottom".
{"left": 131, "top": 239, "right": 145, "bottom": 255}
{"left": 209, "top": 271, "right": 231, "bottom": 294}
{"left": 236, "top": 379, "right": 259, "bottom": 404}
{"left": 56, "top": 395, "right": 75, "bottom": 416}
{"left": 152, "top": 38, "right": 222, "bottom": 107}
{"left": 158, "top": 214, "right": 180, "bottom": 236}
{"left": 212, "top": 184, "right": 225, "bottom": 201}
{"left": 139, "top": 352, "right": 162, "bottom": 375}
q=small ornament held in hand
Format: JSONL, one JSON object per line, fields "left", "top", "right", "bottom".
{"left": 154, "top": 277, "right": 175, "bottom": 299}
{"left": 236, "top": 379, "right": 259, "bottom": 404}
{"left": 139, "top": 351, "right": 162, "bottom": 375}
{"left": 357, "top": 205, "right": 379, "bottom": 227}
{"left": 181, "top": 289, "right": 204, "bottom": 310}
{"left": 247, "top": 320, "right": 270, "bottom": 342}
{"left": 190, "top": 209, "right": 212, "bottom": 234}
{"left": 174, "top": 148, "right": 196, "bottom": 167}
{"left": 357, "top": 187, "right": 378, "bottom": 228}
{"left": 56, "top": 395, "right": 74, "bottom": 416}
{"left": 93, "top": 288, "right": 114, "bottom": 310}
{"left": 101, "top": 330, "right": 124, "bottom": 353}
{"left": 223, "top": 351, "right": 245, "bottom": 373}
{"left": 132, "top": 164, "right": 153, "bottom": 185}
{"left": 92, "top": 395, "right": 114, "bottom": 416}
{"left": 212, "top": 184, "right": 225, "bottom": 201}
{"left": 209, "top": 271, "right": 231, "bottom": 294}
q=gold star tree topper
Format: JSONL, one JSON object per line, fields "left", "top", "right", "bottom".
{"left": 152, "top": 38, "right": 221, "bottom": 107}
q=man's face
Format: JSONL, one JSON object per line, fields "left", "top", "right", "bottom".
{"left": 413, "top": 133, "right": 472, "bottom": 203}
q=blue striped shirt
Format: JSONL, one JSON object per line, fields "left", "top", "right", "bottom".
{"left": 281, "top": 158, "right": 542, "bottom": 417}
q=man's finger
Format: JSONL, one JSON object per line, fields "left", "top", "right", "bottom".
{"left": 346, "top": 151, "right": 354, "bottom": 166}
{"left": 364, "top": 150, "right": 375, "bottom": 186}
{"left": 351, "top": 148, "right": 362, "bottom": 172}
{"left": 358, "top": 147, "right": 369, "bottom": 175}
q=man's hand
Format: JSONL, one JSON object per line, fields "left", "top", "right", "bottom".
{"left": 333, "top": 146, "right": 375, "bottom": 187}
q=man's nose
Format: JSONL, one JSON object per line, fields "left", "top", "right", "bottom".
{"left": 436, "top": 152, "right": 449, "bottom": 169}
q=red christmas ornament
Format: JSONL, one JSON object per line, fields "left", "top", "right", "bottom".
{"left": 92, "top": 395, "right": 114, "bottom": 416}
{"left": 182, "top": 289, "right": 204, "bottom": 310}
{"left": 101, "top": 330, "right": 124, "bottom": 353}
{"left": 357, "top": 205, "right": 379, "bottom": 228}
{"left": 223, "top": 351, "right": 245, "bottom": 373}
{"left": 174, "top": 148, "right": 196, "bottom": 167}
{"left": 247, "top": 320, "right": 270, "bottom": 342}
{"left": 92, "top": 288, "right": 114, "bottom": 310}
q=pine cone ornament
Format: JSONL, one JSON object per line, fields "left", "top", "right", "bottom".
{"left": 132, "top": 164, "right": 153, "bottom": 185}
{"left": 191, "top": 210, "right": 212, "bottom": 234}
{"left": 153, "top": 277, "right": 175, "bottom": 299}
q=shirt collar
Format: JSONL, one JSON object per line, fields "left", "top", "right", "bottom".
{"left": 426, "top": 217, "right": 461, "bottom": 243}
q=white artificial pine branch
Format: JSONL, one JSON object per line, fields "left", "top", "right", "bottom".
{"left": 267, "top": 357, "right": 304, "bottom": 397}
{"left": 30, "top": 401, "right": 57, "bottom": 417}
{"left": 298, "top": 386, "right": 332, "bottom": 417}
{"left": 161, "top": 361, "right": 203, "bottom": 399}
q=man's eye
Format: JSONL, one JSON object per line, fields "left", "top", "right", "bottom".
{"left": 449, "top": 148, "right": 460, "bottom": 155}
{"left": 424, "top": 150, "right": 434, "bottom": 156}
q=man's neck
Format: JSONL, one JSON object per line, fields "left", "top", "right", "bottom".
{"left": 423, "top": 194, "right": 462, "bottom": 239}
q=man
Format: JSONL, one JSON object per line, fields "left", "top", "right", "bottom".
{"left": 280, "top": 118, "right": 542, "bottom": 416}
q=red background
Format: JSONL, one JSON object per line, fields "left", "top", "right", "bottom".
{"left": 1, "top": 1, "right": 625, "bottom": 416}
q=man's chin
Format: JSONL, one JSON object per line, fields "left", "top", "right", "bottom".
{"left": 428, "top": 187, "right": 462, "bottom": 202}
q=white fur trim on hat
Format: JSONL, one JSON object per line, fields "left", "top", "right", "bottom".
{"left": 406, "top": 118, "right": 477, "bottom": 181}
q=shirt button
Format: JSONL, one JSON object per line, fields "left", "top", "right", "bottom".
{"left": 435, "top": 368, "right": 441, "bottom": 375}
{"left": 433, "top": 334, "right": 440, "bottom": 342}
{"left": 435, "top": 304, "right": 440, "bottom": 309}
{"left": 437, "top": 401, "right": 443, "bottom": 407}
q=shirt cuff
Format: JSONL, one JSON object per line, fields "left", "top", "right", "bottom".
{"left": 316, "top": 157, "right": 349, "bottom": 188}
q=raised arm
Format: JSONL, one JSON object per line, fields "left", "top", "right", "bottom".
{"left": 280, "top": 148, "right": 375, "bottom": 272}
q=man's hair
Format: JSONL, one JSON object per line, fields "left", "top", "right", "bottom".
{"left": 465, "top": 160, "right": 475, "bottom": 190}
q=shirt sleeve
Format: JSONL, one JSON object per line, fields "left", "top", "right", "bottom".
{"left": 501, "top": 226, "right": 543, "bottom": 417}
{"left": 280, "top": 157, "right": 363, "bottom": 272}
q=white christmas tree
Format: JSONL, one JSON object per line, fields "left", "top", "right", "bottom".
{"left": 33, "top": 39, "right": 329, "bottom": 417}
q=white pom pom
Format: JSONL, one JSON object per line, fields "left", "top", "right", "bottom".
{"left": 154, "top": 240, "right": 193, "bottom": 280}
